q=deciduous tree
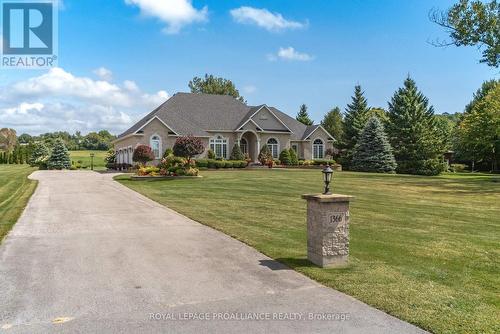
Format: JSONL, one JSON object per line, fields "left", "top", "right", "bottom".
{"left": 189, "top": 74, "right": 245, "bottom": 102}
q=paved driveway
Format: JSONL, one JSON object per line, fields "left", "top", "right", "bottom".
{"left": 0, "top": 171, "right": 427, "bottom": 333}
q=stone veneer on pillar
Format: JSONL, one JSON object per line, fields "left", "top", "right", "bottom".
{"left": 301, "top": 194, "right": 354, "bottom": 268}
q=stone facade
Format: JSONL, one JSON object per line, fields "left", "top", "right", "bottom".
{"left": 301, "top": 194, "right": 354, "bottom": 267}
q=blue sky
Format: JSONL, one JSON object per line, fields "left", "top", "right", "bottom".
{"left": 0, "top": 0, "right": 498, "bottom": 135}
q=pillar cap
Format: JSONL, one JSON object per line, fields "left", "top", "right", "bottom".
{"left": 301, "top": 193, "right": 354, "bottom": 203}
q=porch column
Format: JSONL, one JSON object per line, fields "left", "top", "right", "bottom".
{"left": 256, "top": 139, "right": 261, "bottom": 163}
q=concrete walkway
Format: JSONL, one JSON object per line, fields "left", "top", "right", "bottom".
{"left": 0, "top": 171, "right": 427, "bottom": 333}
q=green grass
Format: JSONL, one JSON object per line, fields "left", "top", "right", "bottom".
{"left": 0, "top": 165, "right": 38, "bottom": 243}
{"left": 69, "top": 150, "right": 107, "bottom": 170}
{"left": 117, "top": 170, "right": 500, "bottom": 334}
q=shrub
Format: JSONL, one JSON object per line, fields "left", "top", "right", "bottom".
{"left": 207, "top": 149, "right": 216, "bottom": 159}
{"left": 133, "top": 145, "right": 155, "bottom": 166}
{"left": 279, "top": 149, "right": 291, "bottom": 165}
{"left": 175, "top": 167, "right": 186, "bottom": 176}
{"left": 195, "top": 159, "right": 208, "bottom": 168}
{"left": 173, "top": 136, "right": 205, "bottom": 163}
{"left": 207, "top": 159, "right": 216, "bottom": 169}
{"left": 185, "top": 167, "right": 199, "bottom": 176}
{"left": 137, "top": 166, "right": 160, "bottom": 176}
{"left": 303, "top": 160, "right": 315, "bottom": 166}
{"left": 104, "top": 149, "right": 116, "bottom": 164}
{"left": 450, "top": 163, "right": 467, "bottom": 172}
{"left": 47, "top": 138, "right": 71, "bottom": 170}
{"left": 258, "top": 145, "right": 273, "bottom": 166}
{"left": 158, "top": 155, "right": 187, "bottom": 170}
{"left": 289, "top": 148, "right": 299, "bottom": 165}
{"left": 312, "top": 159, "right": 336, "bottom": 166}
{"left": 229, "top": 144, "right": 245, "bottom": 160}
{"left": 224, "top": 161, "right": 233, "bottom": 168}
{"left": 237, "top": 160, "right": 247, "bottom": 168}
{"left": 214, "top": 160, "right": 225, "bottom": 169}
{"left": 163, "top": 148, "right": 173, "bottom": 158}
{"left": 396, "top": 159, "right": 447, "bottom": 176}
{"left": 29, "top": 142, "right": 50, "bottom": 168}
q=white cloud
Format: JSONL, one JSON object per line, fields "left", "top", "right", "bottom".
{"left": 243, "top": 85, "right": 257, "bottom": 94}
{"left": 125, "top": 0, "right": 208, "bottom": 34}
{"left": 0, "top": 67, "right": 169, "bottom": 135}
{"left": 268, "top": 47, "right": 314, "bottom": 62}
{"left": 93, "top": 67, "right": 113, "bottom": 81}
{"left": 230, "top": 6, "right": 306, "bottom": 32}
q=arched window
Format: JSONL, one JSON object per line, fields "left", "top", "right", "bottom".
{"left": 312, "top": 139, "right": 324, "bottom": 159}
{"left": 240, "top": 138, "right": 248, "bottom": 155}
{"left": 209, "top": 135, "right": 228, "bottom": 159}
{"left": 150, "top": 135, "right": 161, "bottom": 159}
{"left": 267, "top": 138, "right": 279, "bottom": 159}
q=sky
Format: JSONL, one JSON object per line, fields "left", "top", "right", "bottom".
{"left": 0, "top": 0, "right": 498, "bottom": 135}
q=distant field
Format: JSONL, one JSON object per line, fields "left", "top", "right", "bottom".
{"left": 69, "top": 150, "right": 107, "bottom": 169}
{"left": 0, "top": 165, "right": 37, "bottom": 243}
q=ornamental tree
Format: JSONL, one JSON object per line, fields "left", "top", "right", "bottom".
{"left": 47, "top": 138, "right": 71, "bottom": 170}
{"left": 133, "top": 145, "right": 155, "bottom": 166}
{"left": 229, "top": 143, "right": 245, "bottom": 160}
{"left": 173, "top": 136, "right": 205, "bottom": 163}
{"left": 352, "top": 116, "right": 397, "bottom": 173}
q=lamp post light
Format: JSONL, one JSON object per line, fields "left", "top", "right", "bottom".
{"left": 90, "top": 153, "right": 95, "bottom": 171}
{"left": 322, "top": 165, "right": 333, "bottom": 195}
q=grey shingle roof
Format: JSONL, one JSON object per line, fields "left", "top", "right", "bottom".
{"left": 117, "top": 92, "right": 320, "bottom": 140}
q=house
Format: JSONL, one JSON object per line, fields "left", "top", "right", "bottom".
{"left": 113, "top": 93, "right": 335, "bottom": 164}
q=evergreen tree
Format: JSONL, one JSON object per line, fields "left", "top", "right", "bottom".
{"left": 352, "top": 116, "right": 397, "bottom": 173}
{"left": 343, "top": 85, "right": 370, "bottom": 150}
{"left": 386, "top": 77, "right": 446, "bottom": 175}
{"left": 229, "top": 143, "right": 245, "bottom": 160}
{"left": 189, "top": 74, "right": 245, "bottom": 102}
{"left": 321, "top": 107, "right": 343, "bottom": 142}
{"left": 289, "top": 148, "right": 299, "bottom": 165}
{"left": 47, "top": 138, "right": 71, "bottom": 170}
{"left": 296, "top": 104, "right": 313, "bottom": 125}
{"left": 29, "top": 142, "right": 50, "bottom": 168}
{"left": 279, "top": 149, "right": 291, "bottom": 165}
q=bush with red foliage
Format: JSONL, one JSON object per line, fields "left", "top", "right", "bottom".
{"left": 132, "top": 145, "right": 155, "bottom": 166}
{"left": 172, "top": 136, "right": 205, "bottom": 163}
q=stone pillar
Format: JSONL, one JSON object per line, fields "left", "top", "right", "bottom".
{"left": 301, "top": 194, "right": 354, "bottom": 268}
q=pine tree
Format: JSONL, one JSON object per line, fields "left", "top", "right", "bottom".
{"left": 321, "top": 107, "right": 343, "bottom": 142}
{"left": 229, "top": 143, "right": 245, "bottom": 160}
{"left": 47, "top": 138, "right": 71, "bottom": 170}
{"left": 352, "top": 116, "right": 397, "bottom": 173}
{"left": 386, "top": 77, "right": 445, "bottom": 175}
{"left": 296, "top": 104, "right": 313, "bottom": 125}
{"left": 258, "top": 145, "right": 273, "bottom": 166}
{"left": 343, "top": 85, "right": 370, "bottom": 150}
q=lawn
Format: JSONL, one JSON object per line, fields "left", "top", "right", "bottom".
{"left": 117, "top": 170, "right": 500, "bottom": 334}
{"left": 0, "top": 165, "right": 38, "bottom": 243}
{"left": 69, "top": 150, "right": 107, "bottom": 170}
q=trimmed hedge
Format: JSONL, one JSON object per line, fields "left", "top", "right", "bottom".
{"left": 196, "top": 159, "right": 247, "bottom": 169}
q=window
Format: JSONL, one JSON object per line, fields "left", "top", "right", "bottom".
{"left": 209, "top": 135, "right": 228, "bottom": 159}
{"left": 313, "top": 139, "right": 324, "bottom": 159}
{"left": 267, "top": 138, "right": 279, "bottom": 159}
{"left": 150, "top": 135, "right": 161, "bottom": 159}
{"left": 240, "top": 138, "right": 248, "bottom": 155}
